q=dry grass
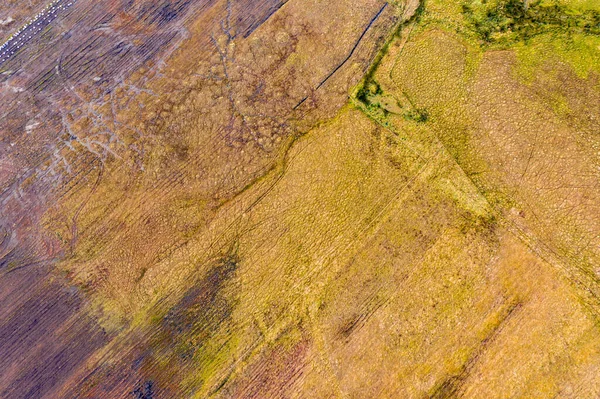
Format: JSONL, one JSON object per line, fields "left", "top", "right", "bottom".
{"left": 29, "top": 0, "right": 600, "bottom": 396}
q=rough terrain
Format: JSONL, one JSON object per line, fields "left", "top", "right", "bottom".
{"left": 1, "top": 0, "right": 599, "bottom": 397}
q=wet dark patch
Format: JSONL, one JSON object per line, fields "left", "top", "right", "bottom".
{"left": 133, "top": 380, "right": 155, "bottom": 399}
{"left": 162, "top": 250, "right": 238, "bottom": 344}
{"left": 79, "top": 251, "right": 241, "bottom": 397}
{"left": 0, "top": 265, "right": 108, "bottom": 399}
{"left": 138, "top": 0, "right": 194, "bottom": 27}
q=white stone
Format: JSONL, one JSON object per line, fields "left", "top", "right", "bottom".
{"left": 0, "top": 17, "right": 14, "bottom": 26}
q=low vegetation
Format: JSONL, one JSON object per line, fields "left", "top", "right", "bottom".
{"left": 463, "top": 0, "right": 600, "bottom": 44}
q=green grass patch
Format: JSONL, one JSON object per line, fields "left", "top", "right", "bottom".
{"left": 462, "top": 0, "right": 600, "bottom": 46}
